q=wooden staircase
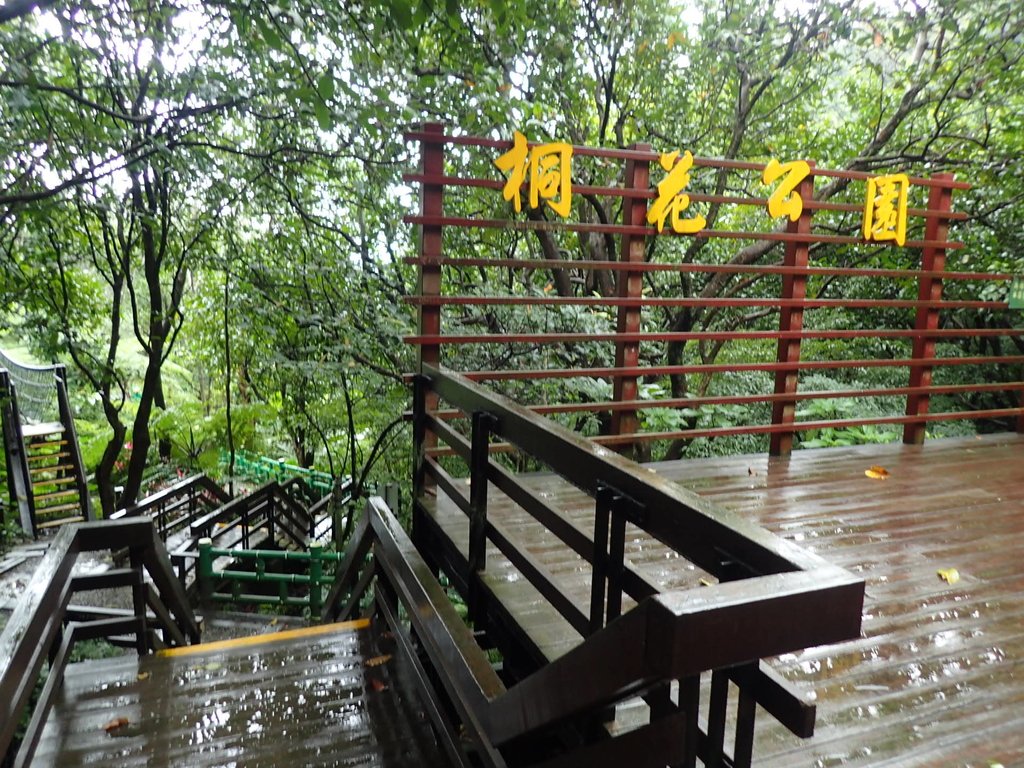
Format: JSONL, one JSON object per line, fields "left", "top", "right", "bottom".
{"left": 24, "top": 423, "right": 86, "bottom": 530}
{"left": 32, "top": 619, "right": 448, "bottom": 767}
{"left": 1, "top": 357, "right": 91, "bottom": 536}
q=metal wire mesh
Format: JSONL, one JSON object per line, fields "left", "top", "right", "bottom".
{"left": 0, "top": 349, "right": 60, "bottom": 425}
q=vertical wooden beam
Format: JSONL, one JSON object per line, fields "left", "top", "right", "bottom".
{"left": 416, "top": 123, "right": 444, "bottom": 480}
{"left": 589, "top": 485, "right": 613, "bottom": 635}
{"left": 417, "top": 122, "right": 445, "bottom": 376}
{"left": 468, "top": 411, "right": 492, "bottom": 573}
{"left": 904, "top": 174, "right": 954, "bottom": 444}
{"left": 605, "top": 503, "right": 626, "bottom": 624}
{"left": 611, "top": 144, "right": 651, "bottom": 453}
{"left": 769, "top": 165, "right": 815, "bottom": 457}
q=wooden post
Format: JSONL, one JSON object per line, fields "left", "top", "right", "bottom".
{"left": 904, "top": 174, "right": 954, "bottom": 444}
{"left": 769, "top": 164, "right": 815, "bottom": 457}
{"left": 417, "top": 122, "right": 444, "bottom": 371}
{"left": 415, "top": 123, "right": 444, "bottom": 495}
{"left": 589, "top": 485, "right": 614, "bottom": 635}
{"left": 468, "top": 411, "right": 493, "bottom": 624}
{"left": 611, "top": 144, "right": 651, "bottom": 454}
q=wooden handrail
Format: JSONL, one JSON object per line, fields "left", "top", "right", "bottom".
{"left": 0, "top": 518, "right": 199, "bottom": 766}
{"left": 402, "top": 365, "right": 866, "bottom": 764}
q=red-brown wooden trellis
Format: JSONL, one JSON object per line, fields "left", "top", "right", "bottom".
{"left": 403, "top": 123, "right": 1024, "bottom": 458}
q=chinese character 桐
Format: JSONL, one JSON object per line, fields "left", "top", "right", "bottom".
{"left": 762, "top": 158, "right": 810, "bottom": 221}
{"left": 647, "top": 150, "right": 706, "bottom": 234}
{"left": 863, "top": 173, "right": 909, "bottom": 246}
{"left": 494, "top": 130, "right": 574, "bottom": 218}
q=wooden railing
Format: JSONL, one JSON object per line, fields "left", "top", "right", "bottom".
{"left": 113, "top": 473, "right": 231, "bottom": 541}
{"left": 168, "top": 480, "right": 340, "bottom": 590}
{"left": 325, "top": 496, "right": 509, "bottom": 768}
{"left": 403, "top": 125, "right": 1023, "bottom": 457}
{"left": 327, "top": 366, "right": 864, "bottom": 767}
{"left": 0, "top": 518, "right": 199, "bottom": 767}
{"left": 0, "top": 362, "right": 91, "bottom": 535}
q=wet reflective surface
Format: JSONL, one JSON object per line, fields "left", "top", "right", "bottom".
{"left": 429, "top": 432, "right": 1024, "bottom": 765}
{"left": 34, "top": 621, "right": 446, "bottom": 767}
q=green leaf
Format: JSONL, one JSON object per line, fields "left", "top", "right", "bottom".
{"left": 389, "top": 0, "right": 413, "bottom": 28}
{"left": 254, "top": 16, "right": 283, "bottom": 50}
{"left": 318, "top": 72, "right": 335, "bottom": 103}
{"left": 314, "top": 99, "right": 332, "bottom": 131}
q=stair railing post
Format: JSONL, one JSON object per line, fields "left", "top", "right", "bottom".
{"left": 54, "top": 365, "right": 92, "bottom": 520}
{"left": 129, "top": 546, "right": 150, "bottom": 655}
{"left": 606, "top": 498, "right": 628, "bottom": 625}
{"left": 1, "top": 373, "right": 36, "bottom": 536}
{"left": 309, "top": 541, "right": 324, "bottom": 622}
{"left": 468, "top": 410, "right": 495, "bottom": 624}
{"left": 589, "top": 485, "right": 615, "bottom": 635}
{"left": 198, "top": 537, "right": 213, "bottom": 606}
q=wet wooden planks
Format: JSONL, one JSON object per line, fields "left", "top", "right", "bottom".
{"left": 424, "top": 432, "right": 1024, "bottom": 765}
{"left": 34, "top": 619, "right": 447, "bottom": 767}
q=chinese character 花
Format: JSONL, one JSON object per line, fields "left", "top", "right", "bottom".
{"left": 647, "top": 150, "right": 706, "bottom": 234}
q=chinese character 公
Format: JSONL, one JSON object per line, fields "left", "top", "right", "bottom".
{"left": 863, "top": 173, "right": 909, "bottom": 246}
{"left": 647, "top": 150, "right": 706, "bottom": 234}
{"left": 494, "top": 130, "right": 574, "bottom": 218}
{"left": 762, "top": 158, "right": 810, "bottom": 221}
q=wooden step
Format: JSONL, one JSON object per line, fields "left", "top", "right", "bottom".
{"left": 36, "top": 515, "right": 85, "bottom": 530}
{"left": 35, "top": 501, "right": 83, "bottom": 515}
{"left": 29, "top": 463, "right": 74, "bottom": 475}
{"left": 22, "top": 422, "right": 64, "bottom": 439}
{"left": 34, "top": 488, "right": 79, "bottom": 503}
{"left": 27, "top": 451, "right": 70, "bottom": 463}
{"left": 26, "top": 439, "right": 69, "bottom": 451}
{"left": 32, "top": 475, "right": 77, "bottom": 489}
{"left": 32, "top": 619, "right": 449, "bottom": 768}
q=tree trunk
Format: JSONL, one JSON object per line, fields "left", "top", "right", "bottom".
{"left": 96, "top": 413, "right": 126, "bottom": 518}
{"left": 121, "top": 337, "right": 163, "bottom": 505}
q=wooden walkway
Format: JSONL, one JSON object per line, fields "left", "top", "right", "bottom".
{"left": 424, "top": 432, "right": 1024, "bottom": 766}
{"left": 34, "top": 620, "right": 447, "bottom": 767}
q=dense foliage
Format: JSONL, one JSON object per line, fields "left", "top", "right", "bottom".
{"left": 1, "top": 0, "right": 1022, "bottom": 515}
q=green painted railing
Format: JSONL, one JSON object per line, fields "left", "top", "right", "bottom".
{"left": 197, "top": 538, "right": 341, "bottom": 620}
{"left": 220, "top": 450, "right": 339, "bottom": 495}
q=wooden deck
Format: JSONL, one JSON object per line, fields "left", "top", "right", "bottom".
{"left": 424, "top": 432, "right": 1024, "bottom": 766}
{"left": 34, "top": 620, "right": 447, "bottom": 767}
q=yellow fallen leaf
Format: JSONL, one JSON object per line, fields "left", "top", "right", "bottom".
{"left": 937, "top": 568, "right": 960, "bottom": 585}
{"left": 103, "top": 717, "right": 129, "bottom": 733}
{"left": 136, "top": 672, "right": 150, "bottom": 682}
{"left": 865, "top": 465, "right": 889, "bottom": 480}
{"left": 366, "top": 654, "right": 392, "bottom": 668}
{"left": 698, "top": 578, "right": 713, "bottom": 587}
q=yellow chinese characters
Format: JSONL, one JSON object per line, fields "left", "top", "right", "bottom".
{"left": 762, "top": 158, "right": 810, "bottom": 221}
{"left": 494, "top": 130, "right": 573, "bottom": 218}
{"left": 863, "top": 173, "right": 909, "bottom": 246}
{"left": 647, "top": 150, "right": 706, "bottom": 234}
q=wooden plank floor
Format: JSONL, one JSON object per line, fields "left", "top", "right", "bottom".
{"left": 35, "top": 620, "right": 447, "bottom": 767}
{"left": 425, "top": 432, "right": 1024, "bottom": 766}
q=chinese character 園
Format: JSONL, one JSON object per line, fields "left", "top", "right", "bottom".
{"left": 863, "top": 173, "right": 909, "bottom": 246}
